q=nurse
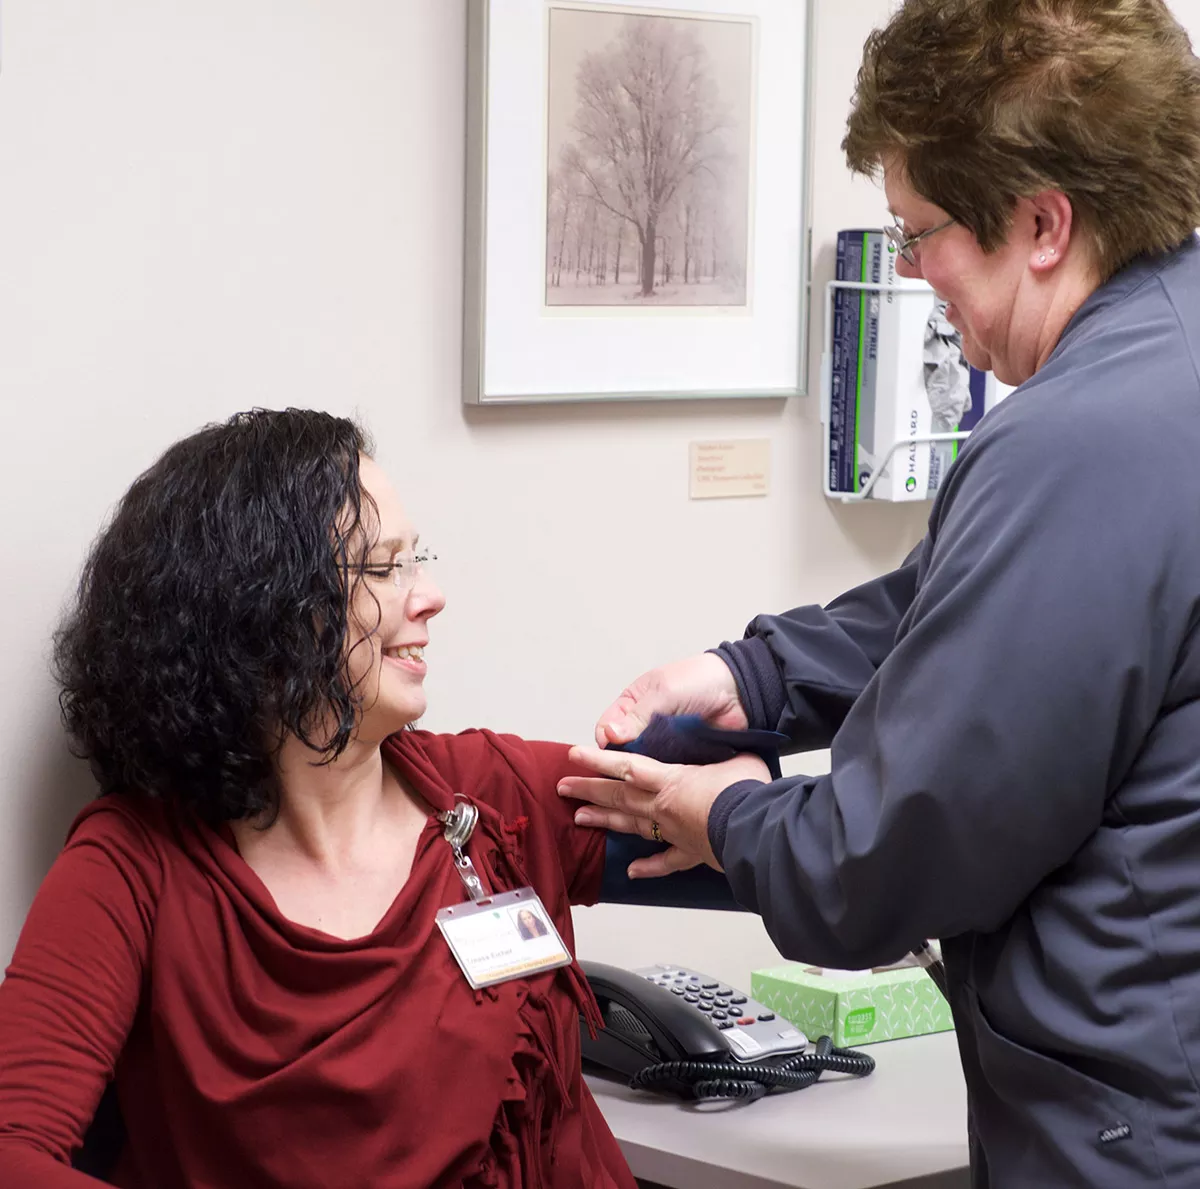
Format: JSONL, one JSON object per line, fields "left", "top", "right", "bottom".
{"left": 562, "top": 1, "right": 1200, "bottom": 1183}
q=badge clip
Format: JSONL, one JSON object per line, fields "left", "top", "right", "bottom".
{"left": 440, "top": 798, "right": 488, "bottom": 903}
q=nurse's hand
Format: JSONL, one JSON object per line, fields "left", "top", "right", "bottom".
{"left": 593, "top": 653, "right": 748, "bottom": 747}
{"left": 559, "top": 747, "right": 770, "bottom": 878}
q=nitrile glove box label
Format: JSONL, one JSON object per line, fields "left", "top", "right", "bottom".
{"left": 830, "top": 229, "right": 978, "bottom": 500}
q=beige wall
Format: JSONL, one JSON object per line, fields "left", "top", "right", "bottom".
{"left": 0, "top": 0, "right": 994, "bottom": 983}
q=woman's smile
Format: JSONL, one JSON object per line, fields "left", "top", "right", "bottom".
{"left": 383, "top": 643, "right": 427, "bottom": 676}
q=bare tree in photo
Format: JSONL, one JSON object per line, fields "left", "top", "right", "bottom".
{"left": 547, "top": 165, "right": 576, "bottom": 288}
{"left": 545, "top": 9, "right": 753, "bottom": 309}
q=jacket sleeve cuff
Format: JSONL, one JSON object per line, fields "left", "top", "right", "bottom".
{"left": 709, "top": 637, "right": 787, "bottom": 732}
{"left": 707, "top": 779, "right": 765, "bottom": 861}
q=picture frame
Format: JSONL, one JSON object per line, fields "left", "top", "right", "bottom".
{"left": 464, "top": 0, "right": 816, "bottom": 405}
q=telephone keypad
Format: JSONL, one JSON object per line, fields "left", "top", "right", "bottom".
{"left": 635, "top": 964, "right": 808, "bottom": 1060}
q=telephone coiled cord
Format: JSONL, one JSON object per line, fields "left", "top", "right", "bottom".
{"left": 629, "top": 1034, "right": 876, "bottom": 1103}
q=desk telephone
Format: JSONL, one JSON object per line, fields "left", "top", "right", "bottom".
{"left": 580, "top": 960, "right": 876, "bottom": 1102}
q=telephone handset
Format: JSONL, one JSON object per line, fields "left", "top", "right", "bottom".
{"left": 580, "top": 960, "right": 876, "bottom": 1102}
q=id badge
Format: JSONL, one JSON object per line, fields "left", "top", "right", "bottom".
{"left": 437, "top": 888, "right": 573, "bottom": 990}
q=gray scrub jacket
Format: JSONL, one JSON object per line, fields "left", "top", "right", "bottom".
{"left": 711, "top": 235, "right": 1200, "bottom": 1187}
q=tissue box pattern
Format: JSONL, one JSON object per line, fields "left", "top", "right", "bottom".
{"left": 751, "top": 963, "right": 954, "bottom": 1047}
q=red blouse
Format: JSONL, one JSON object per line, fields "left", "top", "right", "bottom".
{"left": 0, "top": 729, "right": 636, "bottom": 1189}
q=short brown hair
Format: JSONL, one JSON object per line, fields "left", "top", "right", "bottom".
{"left": 843, "top": 0, "right": 1200, "bottom": 279}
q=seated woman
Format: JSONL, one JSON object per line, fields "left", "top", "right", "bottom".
{"left": 0, "top": 408, "right": 677, "bottom": 1188}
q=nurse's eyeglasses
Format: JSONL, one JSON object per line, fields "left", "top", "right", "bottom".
{"left": 884, "top": 217, "right": 955, "bottom": 266}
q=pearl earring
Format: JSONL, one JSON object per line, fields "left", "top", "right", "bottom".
{"left": 1049, "top": 248, "right": 1056, "bottom": 256}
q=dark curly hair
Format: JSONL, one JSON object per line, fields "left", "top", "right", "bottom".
{"left": 843, "top": 0, "right": 1200, "bottom": 280}
{"left": 54, "top": 408, "right": 381, "bottom": 824}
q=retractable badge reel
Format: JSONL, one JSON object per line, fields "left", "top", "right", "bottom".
{"left": 435, "top": 797, "right": 572, "bottom": 990}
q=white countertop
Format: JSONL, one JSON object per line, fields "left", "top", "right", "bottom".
{"left": 587, "top": 1030, "right": 971, "bottom": 1189}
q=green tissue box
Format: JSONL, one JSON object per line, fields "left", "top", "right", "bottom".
{"left": 751, "top": 961, "right": 954, "bottom": 1047}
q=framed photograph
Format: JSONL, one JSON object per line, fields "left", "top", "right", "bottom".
{"left": 464, "top": 0, "right": 815, "bottom": 405}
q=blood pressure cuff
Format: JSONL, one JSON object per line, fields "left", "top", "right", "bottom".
{"left": 608, "top": 713, "right": 786, "bottom": 780}
{"left": 598, "top": 715, "right": 787, "bottom": 909}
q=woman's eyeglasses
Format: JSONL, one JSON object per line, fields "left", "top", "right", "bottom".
{"left": 361, "top": 549, "right": 438, "bottom": 591}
